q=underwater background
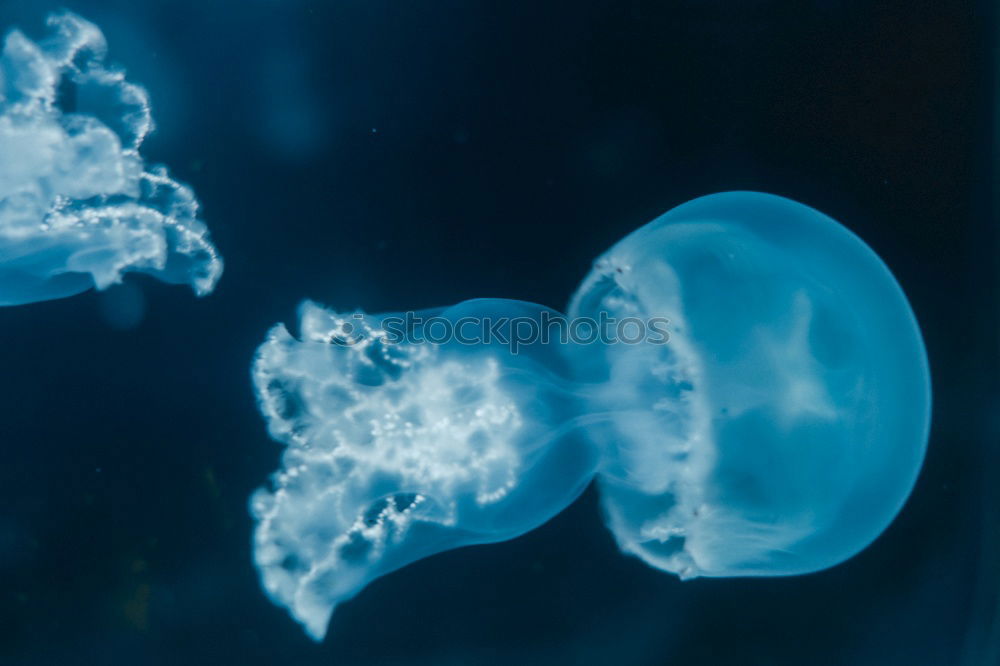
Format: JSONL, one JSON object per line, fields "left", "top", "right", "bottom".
{"left": 0, "top": 0, "right": 997, "bottom": 664}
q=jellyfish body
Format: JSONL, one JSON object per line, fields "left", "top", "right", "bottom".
{"left": 251, "top": 192, "right": 930, "bottom": 639}
{"left": 0, "top": 13, "right": 222, "bottom": 306}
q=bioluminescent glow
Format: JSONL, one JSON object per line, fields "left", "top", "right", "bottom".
{"left": 0, "top": 12, "right": 222, "bottom": 306}
{"left": 251, "top": 192, "right": 930, "bottom": 640}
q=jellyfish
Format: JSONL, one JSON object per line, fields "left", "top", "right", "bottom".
{"left": 251, "top": 191, "right": 930, "bottom": 640}
{"left": 0, "top": 12, "right": 222, "bottom": 307}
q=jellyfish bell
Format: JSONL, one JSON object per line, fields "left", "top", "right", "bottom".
{"left": 569, "top": 191, "right": 932, "bottom": 578}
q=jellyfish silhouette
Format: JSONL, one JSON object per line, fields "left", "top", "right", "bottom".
{"left": 251, "top": 191, "right": 930, "bottom": 640}
{"left": 0, "top": 12, "right": 222, "bottom": 306}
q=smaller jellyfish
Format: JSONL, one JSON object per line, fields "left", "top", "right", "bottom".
{"left": 251, "top": 192, "right": 930, "bottom": 640}
{"left": 0, "top": 12, "right": 222, "bottom": 307}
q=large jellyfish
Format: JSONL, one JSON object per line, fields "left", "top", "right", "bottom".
{"left": 251, "top": 191, "right": 930, "bottom": 640}
{"left": 0, "top": 13, "right": 222, "bottom": 306}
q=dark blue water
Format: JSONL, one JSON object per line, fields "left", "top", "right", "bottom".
{"left": 0, "top": 1, "right": 997, "bottom": 664}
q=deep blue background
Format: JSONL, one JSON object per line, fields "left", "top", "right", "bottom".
{"left": 0, "top": 0, "right": 997, "bottom": 664}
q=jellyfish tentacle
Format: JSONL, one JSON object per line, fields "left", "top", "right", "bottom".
{"left": 251, "top": 300, "right": 601, "bottom": 639}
